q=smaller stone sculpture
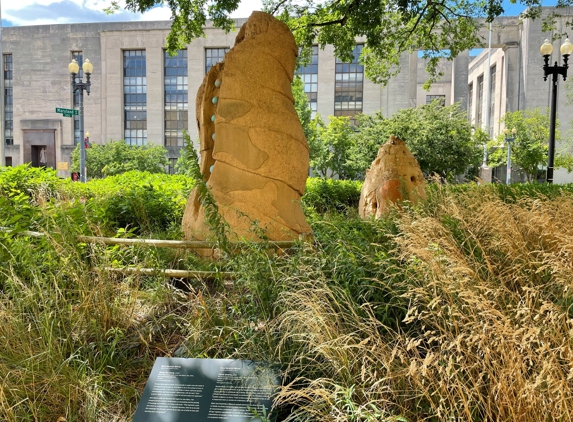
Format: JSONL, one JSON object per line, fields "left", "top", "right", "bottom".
{"left": 359, "top": 136, "right": 426, "bottom": 218}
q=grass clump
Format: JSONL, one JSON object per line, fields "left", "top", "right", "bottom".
{"left": 2, "top": 171, "right": 573, "bottom": 421}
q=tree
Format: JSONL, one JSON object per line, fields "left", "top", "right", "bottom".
{"left": 71, "top": 141, "right": 169, "bottom": 178}
{"left": 110, "top": 0, "right": 565, "bottom": 86}
{"left": 487, "top": 109, "right": 557, "bottom": 182}
{"left": 345, "top": 112, "right": 390, "bottom": 179}
{"left": 352, "top": 101, "right": 481, "bottom": 178}
{"left": 292, "top": 76, "right": 318, "bottom": 146}
{"left": 309, "top": 116, "right": 355, "bottom": 179}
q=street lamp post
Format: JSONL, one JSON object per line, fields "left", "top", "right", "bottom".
{"left": 540, "top": 38, "right": 573, "bottom": 184}
{"left": 68, "top": 58, "right": 93, "bottom": 183}
{"left": 504, "top": 127, "right": 517, "bottom": 185}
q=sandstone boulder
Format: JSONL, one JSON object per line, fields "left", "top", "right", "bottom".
{"left": 359, "top": 136, "right": 426, "bottom": 218}
{"left": 182, "top": 11, "right": 312, "bottom": 241}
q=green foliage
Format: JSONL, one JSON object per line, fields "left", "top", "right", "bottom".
{"left": 292, "top": 76, "right": 318, "bottom": 146}
{"left": 344, "top": 113, "right": 388, "bottom": 179}
{"left": 0, "top": 164, "right": 66, "bottom": 200}
{"left": 86, "top": 171, "right": 193, "bottom": 235}
{"left": 488, "top": 109, "right": 554, "bottom": 182}
{"left": 174, "top": 138, "right": 199, "bottom": 176}
{"left": 71, "top": 140, "right": 170, "bottom": 179}
{"left": 112, "top": 0, "right": 564, "bottom": 87}
{"left": 303, "top": 177, "right": 362, "bottom": 213}
{"left": 354, "top": 101, "right": 481, "bottom": 178}
{"left": 5, "top": 175, "right": 573, "bottom": 420}
{"left": 181, "top": 131, "right": 231, "bottom": 252}
{"left": 309, "top": 116, "right": 356, "bottom": 179}
{"left": 0, "top": 164, "right": 194, "bottom": 236}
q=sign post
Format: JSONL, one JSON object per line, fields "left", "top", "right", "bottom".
{"left": 55, "top": 107, "right": 85, "bottom": 180}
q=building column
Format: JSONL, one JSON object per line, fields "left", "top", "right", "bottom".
{"left": 408, "top": 51, "right": 418, "bottom": 108}
{"left": 316, "top": 44, "right": 335, "bottom": 119}
{"left": 380, "top": 52, "right": 412, "bottom": 117}
{"left": 146, "top": 47, "right": 163, "bottom": 146}
{"left": 502, "top": 42, "right": 520, "bottom": 113}
{"left": 450, "top": 50, "right": 469, "bottom": 109}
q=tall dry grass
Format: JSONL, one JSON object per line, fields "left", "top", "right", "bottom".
{"left": 273, "top": 186, "right": 573, "bottom": 421}
{"left": 0, "top": 230, "right": 193, "bottom": 421}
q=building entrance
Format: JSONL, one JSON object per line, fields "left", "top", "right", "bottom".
{"left": 23, "top": 130, "right": 56, "bottom": 169}
{"left": 31, "top": 145, "right": 48, "bottom": 167}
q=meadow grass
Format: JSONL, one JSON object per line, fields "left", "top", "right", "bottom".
{"left": 1, "top": 173, "right": 573, "bottom": 421}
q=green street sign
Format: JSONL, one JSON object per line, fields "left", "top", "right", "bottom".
{"left": 55, "top": 107, "right": 79, "bottom": 117}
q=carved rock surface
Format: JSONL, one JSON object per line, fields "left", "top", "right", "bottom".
{"left": 182, "top": 11, "right": 312, "bottom": 241}
{"left": 359, "top": 136, "right": 426, "bottom": 218}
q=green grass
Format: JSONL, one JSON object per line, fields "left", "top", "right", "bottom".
{"left": 2, "top": 166, "right": 573, "bottom": 421}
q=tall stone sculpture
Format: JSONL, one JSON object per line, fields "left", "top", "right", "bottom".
{"left": 182, "top": 12, "right": 312, "bottom": 241}
{"left": 359, "top": 136, "right": 426, "bottom": 218}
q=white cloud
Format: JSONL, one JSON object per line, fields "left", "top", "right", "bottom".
{"left": 230, "top": 0, "right": 263, "bottom": 18}
{"left": 139, "top": 6, "right": 172, "bottom": 21}
{"left": 2, "top": 0, "right": 263, "bottom": 26}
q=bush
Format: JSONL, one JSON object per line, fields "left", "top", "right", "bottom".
{"left": 303, "top": 177, "right": 362, "bottom": 213}
{"left": 71, "top": 140, "right": 170, "bottom": 178}
{"left": 0, "top": 164, "right": 66, "bottom": 202}
{"left": 0, "top": 165, "right": 194, "bottom": 236}
{"left": 83, "top": 171, "right": 194, "bottom": 235}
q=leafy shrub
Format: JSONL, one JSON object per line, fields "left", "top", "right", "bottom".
{"left": 84, "top": 171, "right": 194, "bottom": 235}
{"left": 0, "top": 165, "right": 194, "bottom": 236}
{"left": 303, "top": 177, "right": 362, "bottom": 213}
{"left": 0, "top": 164, "right": 66, "bottom": 202}
{"left": 71, "top": 140, "right": 169, "bottom": 178}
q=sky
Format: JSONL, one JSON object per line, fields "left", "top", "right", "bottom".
{"left": 0, "top": 0, "right": 264, "bottom": 27}
{"left": 0, "top": 0, "right": 557, "bottom": 28}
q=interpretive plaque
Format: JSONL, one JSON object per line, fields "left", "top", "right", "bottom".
{"left": 133, "top": 357, "right": 281, "bottom": 422}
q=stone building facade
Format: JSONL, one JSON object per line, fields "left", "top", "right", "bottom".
{"left": 1, "top": 8, "right": 572, "bottom": 182}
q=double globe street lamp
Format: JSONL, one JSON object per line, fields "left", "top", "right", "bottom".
{"left": 540, "top": 38, "right": 573, "bottom": 184}
{"left": 68, "top": 58, "right": 93, "bottom": 183}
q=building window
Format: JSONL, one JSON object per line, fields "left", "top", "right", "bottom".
{"left": 296, "top": 46, "right": 318, "bottom": 118}
{"left": 167, "top": 158, "right": 177, "bottom": 174}
{"left": 489, "top": 64, "right": 496, "bottom": 135}
{"left": 477, "top": 74, "right": 484, "bottom": 128}
{"left": 468, "top": 82, "right": 473, "bottom": 122}
{"left": 4, "top": 54, "right": 13, "bottom": 146}
{"left": 165, "top": 50, "right": 188, "bottom": 147}
{"left": 124, "top": 50, "right": 147, "bottom": 146}
{"left": 426, "top": 95, "right": 446, "bottom": 106}
{"left": 205, "top": 48, "right": 229, "bottom": 74}
{"left": 71, "top": 51, "right": 83, "bottom": 146}
{"left": 334, "top": 44, "right": 364, "bottom": 118}
{"left": 5, "top": 157, "right": 12, "bottom": 166}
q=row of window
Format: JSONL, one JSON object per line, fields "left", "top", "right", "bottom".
{"left": 4, "top": 54, "right": 12, "bottom": 145}
{"left": 468, "top": 64, "right": 497, "bottom": 134}
{"left": 2, "top": 45, "right": 367, "bottom": 148}
{"left": 295, "top": 45, "right": 365, "bottom": 120}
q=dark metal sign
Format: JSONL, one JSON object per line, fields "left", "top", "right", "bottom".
{"left": 133, "top": 357, "right": 281, "bottom": 422}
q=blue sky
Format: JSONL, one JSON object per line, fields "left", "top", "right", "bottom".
{"left": 0, "top": 0, "right": 559, "bottom": 28}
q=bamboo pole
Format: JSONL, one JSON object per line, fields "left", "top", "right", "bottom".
{"left": 102, "top": 267, "right": 236, "bottom": 279}
{"left": 77, "top": 236, "right": 296, "bottom": 249}
{"left": 0, "top": 228, "right": 44, "bottom": 238}
{"left": 0, "top": 228, "right": 297, "bottom": 249}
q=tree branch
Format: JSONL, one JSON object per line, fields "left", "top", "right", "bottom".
{"left": 270, "top": 0, "right": 289, "bottom": 16}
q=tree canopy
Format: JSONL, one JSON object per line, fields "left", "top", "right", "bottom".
{"left": 306, "top": 101, "right": 481, "bottom": 180}
{"left": 488, "top": 108, "right": 559, "bottom": 182}
{"left": 109, "top": 0, "right": 568, "bottom": 85}
{"left": 354, "top": 101, "right": 481, "bottom": 178}
{"left": 71, "top": 141, "right": 169, "bottom": 178}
